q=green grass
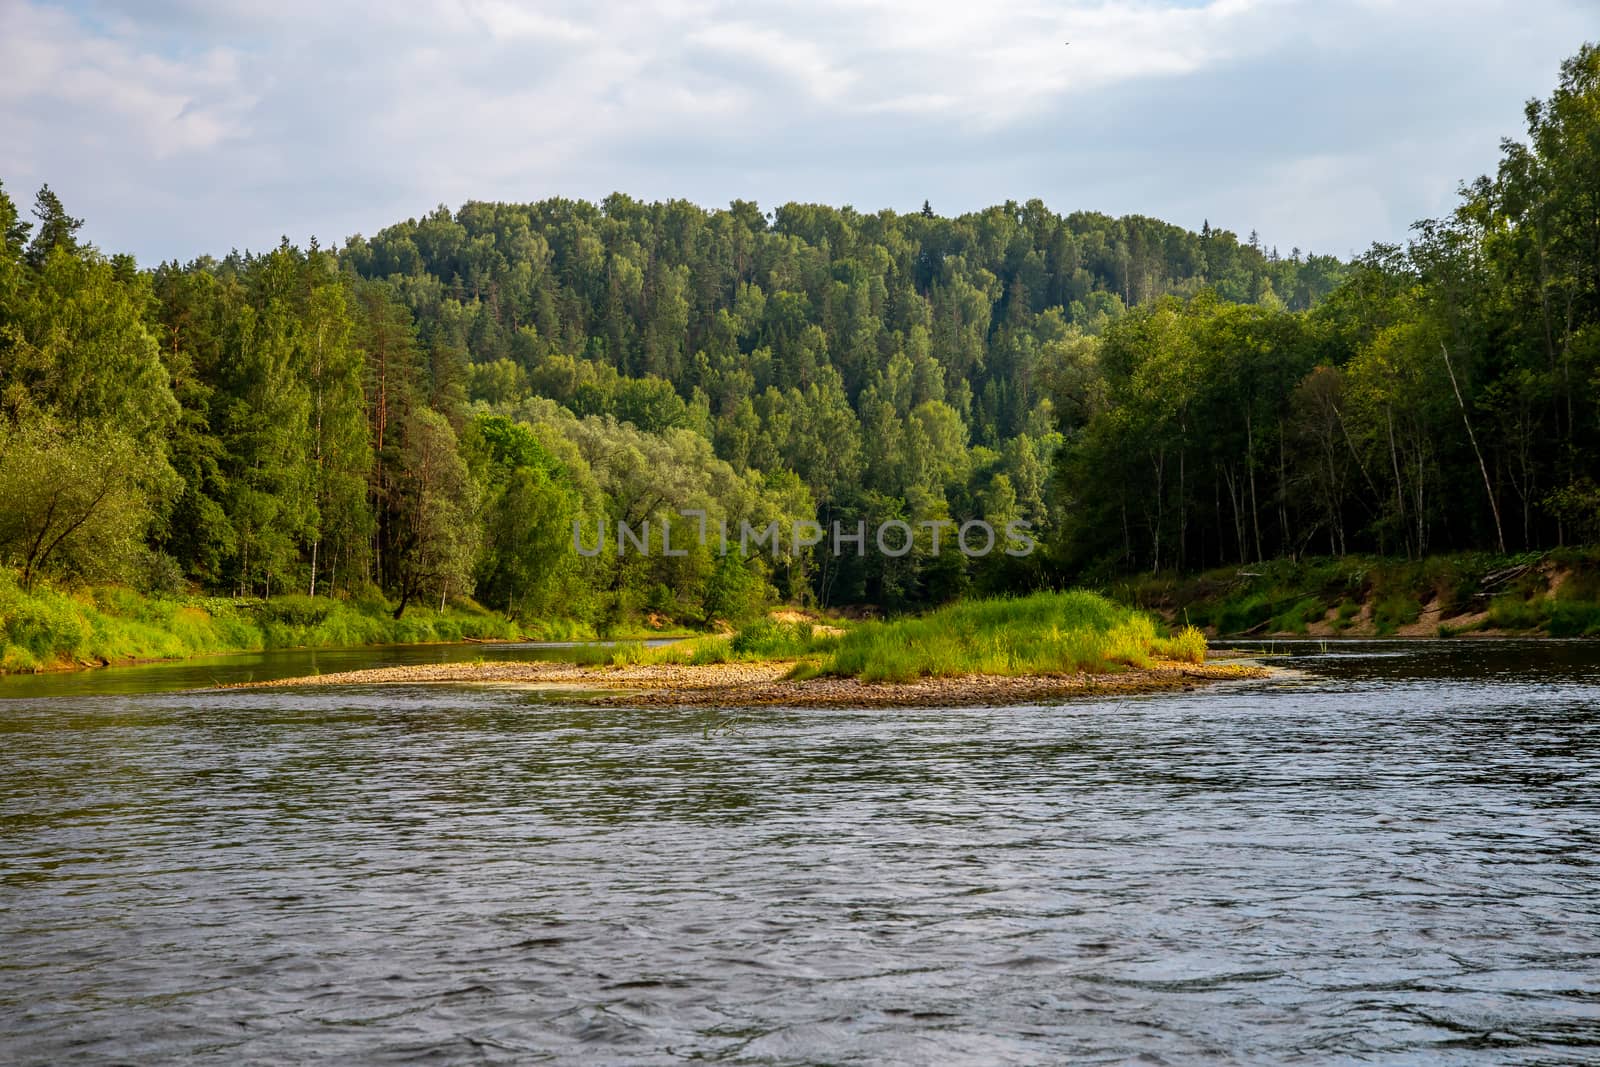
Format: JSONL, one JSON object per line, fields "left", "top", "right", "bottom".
{"left": 569, "top": 618, "right": 846, "bottom": 668}
{"left": 1548, "top": 600, "right": 1600, "bottom": 637}
{"left": 815, "top": 591, "right": 1204, "bottom": 683}
{"left": 1120, "top": 550, "right": 1600, "bottom": 639}
{"left": 1372, "top": 592, "right": 1423, "bottom": 635}
{"left": 555, "top": 592, "right": 1205, "bottom": 684}
{"left": 0, "top": 572, "right": 523, "bottom": 673}
{"left": 1273, "top": 596, "right": 1326, "bottom": 635}
{"left": 1486, "top": 593, "right": 1548, "bottom": 631}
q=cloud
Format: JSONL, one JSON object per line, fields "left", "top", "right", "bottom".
{"left": 0, "top": 0, "right": 1591, "bottom": 263}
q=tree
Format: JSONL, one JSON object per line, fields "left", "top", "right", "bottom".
{"left": 25, "top": 184, "right": 83, "bottom": 267}
{"left": 0, "top": 417, "right": 175, "bottom": 590}
{"left": 0, "top": 180, "right": 30, "bottom": 261}
{"left": 1, "top": 248, "right": 178, "bottom": 443}
{"left": 389, "top": 409, "right": 478, "bottom": 617}
{"left": 303, "top": 279, "right": 373, "bottom": 596}
{"left": 468, "top": 414, "right": 581, "bottom": 618}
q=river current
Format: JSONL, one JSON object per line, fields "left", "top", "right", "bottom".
{"left": 2, "top": 640, "right": 1597, "bottom": 1063}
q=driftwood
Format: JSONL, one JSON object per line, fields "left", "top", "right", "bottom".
{"left": 1470, "top": 557, "right": 1544, "bottom": 600}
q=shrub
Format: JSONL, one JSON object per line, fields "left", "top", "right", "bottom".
{"left": 1546, "top": 600, "right": 1600, "bottom": 637}
{"left": 2, "top": 589, "right": 91, "bottom": 662}
{"left": 1486, "top": 594, "right": 1546, "bottom": 631}
{"left": 1212, "top": 592, "right": 1275, "bottom": 635}
{"left": 1373, "top": 593, "right": 1422, "bottom": 635}
{"left": 255, "top": 595, "right": 335, "bottom": 628}
{"left": 1273, "top": 596, "right": 1325, "bottom": 634}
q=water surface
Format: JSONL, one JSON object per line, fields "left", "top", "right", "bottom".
{"left": 2, "top": 640, "right": 1597, "bottom": 1063}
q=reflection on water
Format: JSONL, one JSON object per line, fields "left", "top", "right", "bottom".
{"left": 2, "top": 641, "right": 1598, "bottom": 1063}
{"left": 0, "top": 639, "right": 669, "bottom": 700}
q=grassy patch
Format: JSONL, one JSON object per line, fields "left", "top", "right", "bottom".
{"left": 1486, "top": 593, "right": 1546, "bottom": 631}
{"left": 563, "top": 592, "right": 1205, "bottom": 683}
{"left": 0, "top": 572, "right": 524, "bottom": 674}
{"left": 1372, "top": 592, "right": 1423, "bottom": 635}
{"left": 1547, "top": 600, "right": 1600, "bottom": 637}
{"left": 817, "top": 591, "right": 1203, "bottom": 683}
{"left": 1272, "top": 596, "right": 1326, "bottom": 635}
{"left": 572, "top": 618, "right": 846, "bottom": 668}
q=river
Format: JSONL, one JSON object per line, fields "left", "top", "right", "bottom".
{"left": 1, "top": 639, "right": 1597, "bottom": 1063}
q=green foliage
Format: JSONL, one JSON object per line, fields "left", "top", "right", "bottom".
{"left": 1486, "top": 594, "right": 1547, "bottom": 632}
{"left": 1274, "top": 597, "right": 1325, "bottom": 635}
{"left": 387, "top": 408, "right": 478, "bottom": 617}
{"left": 0, "top": 416, "right": 178, "bottom": 590}
{"left": 819, "top": 591, "right": 1200, "bottom": 683}
{"left": 728, "top": 618, "right": 840, "bottom": 658}
{"left": 702, "top": 553, "right": 774, "bottom": 623}
{"left": 1372, "top": 593, "right": 1422, "bottom": 635}
{"left": 576, "top": 616, "right": 844, "bottom": 668}
{"left": 0, "top": 575, "right": 516, "bottom": 673}
{"left": 1546, "top": 600, "right": 1600, "bottom": 637}
{"left": 1131, "top": 551, "right": 1600, "bottom": 638}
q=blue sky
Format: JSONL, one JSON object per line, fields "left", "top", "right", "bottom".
{"left": 1, "top": 0, "right": 1593, "bottom": 264}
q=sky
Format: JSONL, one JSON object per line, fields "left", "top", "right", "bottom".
{"left": 1, "top": 0, "right": 1593, "bottom": 265}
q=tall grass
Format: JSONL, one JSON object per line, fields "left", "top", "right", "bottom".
{"left": 0, "top": 572, "right": 521, "bottom": 674}
{"left": 571, "top": 618, "right": 845, "bottom": 668}
{"left": 817, "top": 591, "right": 1204, "bottom": 683}
{"left": 556, "top": 594, "right": 1202, "bottom": 682}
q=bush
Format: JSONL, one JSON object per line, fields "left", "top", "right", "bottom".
{"left": 2, "top": 588, "right": 91, "bottom": 662}
{"left": 1373, "top": 593, "right": 1422, "bottom": 635}
{"left": 255, "top": 595, "right": 335, "bottom": 628}
{"left": 1212, "top": 592, "right": 1276, "bottom": 635}
{"left": 729, "top": 619, "right": 837, "bottom": 658}
{"left": 1486, "top": 594, "right": 1546, "bottom": 631}
{"left": 1545, "top": 600, "right": 1600, "bottom": 637}
{"left": 1273, "top": 596, "right": 1325, "bottom": 634}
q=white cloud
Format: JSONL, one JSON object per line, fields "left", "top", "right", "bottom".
{"left": 0, "top": 0, "right": 1591, "bottom": 262}
{"left": 0, "top": 2, "right": 250, "bottom": 162}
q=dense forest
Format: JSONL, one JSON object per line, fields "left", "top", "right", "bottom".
{"left": 1, "top": 45, "right": 1596, "bottom": 630}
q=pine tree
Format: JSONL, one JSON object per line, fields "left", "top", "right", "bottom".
{"left": 0, "top": 180, "right": 31, "bottom": 260}
{"left": 26, "top": 184, "right": 83, "bottom": 266}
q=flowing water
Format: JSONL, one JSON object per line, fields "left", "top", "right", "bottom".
{"left": 1, "top": 640, "right": 1598, "bottom": 1063}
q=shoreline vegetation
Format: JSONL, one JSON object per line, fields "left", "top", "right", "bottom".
{"left": 217, "top": 591, "right": 1269, "bottom": 707}
{"left": 1123, "top": 549, "right": 1600, "bottom": 640}
{"left": 0, "top": 571, "right": 690, "bottom": 676}
{"left": 1, "top": 552, "right": 1596, "bottom": 679}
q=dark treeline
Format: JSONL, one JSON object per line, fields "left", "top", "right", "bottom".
{"left": 1, "top": 45, "right": 1595, "bottom": 626}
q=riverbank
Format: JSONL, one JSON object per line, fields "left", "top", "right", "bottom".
{"left": 1116, "top": 550, "right": 1600, "bottom": 639}
{"left": 0, "top": 575, "right": 612, "bottom": 675}
{"left": 218, "top": 657, "right": 1269, "bottom": 706}
{"left": 218, "top": 591, "right": 1265, "bottom": 706}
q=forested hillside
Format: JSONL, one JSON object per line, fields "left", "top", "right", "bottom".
{"left": 1, "top": 44, "right": 1596, "bottom": 630}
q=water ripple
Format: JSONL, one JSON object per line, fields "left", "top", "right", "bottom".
{"left": 2, "top": 640, "right": 1599, "bottom": 1063}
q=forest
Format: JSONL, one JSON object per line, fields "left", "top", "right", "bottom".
{"left": 0, "top": 44, "right": 1596, "bottom": 635}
